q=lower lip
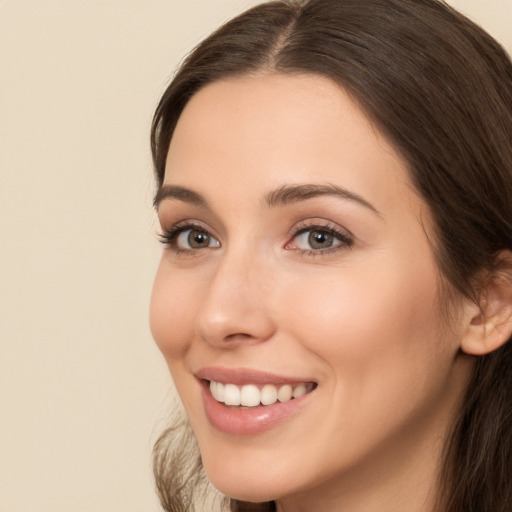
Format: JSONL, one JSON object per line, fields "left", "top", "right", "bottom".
{"left": 201, "top": 380, "right": 314, "bottom": 436}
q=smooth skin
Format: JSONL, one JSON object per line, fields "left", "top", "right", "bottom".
{"left": 151, "top": 73, "right": 482, "bottom": 512}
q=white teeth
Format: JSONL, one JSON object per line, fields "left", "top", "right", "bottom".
{"left": 223, "top": 384, "right": 241, "bottom": 406}
{"left": 210, "top": 381, "right": 224, "bottom": 401}
{"left": 292, "top": 383, "right": 307, "bottom": 398}
{"left": 277, "top": 384, "right": 293, "bottom": 402}
{"left": 240, "top": 384, "right": 261, "bottom": 407}
{"left": 260, "top": 384, "right": 278, "bottom": 405}
{"left": 209, "top": 381, "right": 314, "bottom": 407}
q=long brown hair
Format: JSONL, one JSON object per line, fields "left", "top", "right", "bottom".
{"left": 150, "top": 1, "right": 512, "bottom": 510}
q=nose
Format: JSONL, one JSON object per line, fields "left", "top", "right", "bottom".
{"left": 194, "top": 246, "right": 277, "bottom": 348}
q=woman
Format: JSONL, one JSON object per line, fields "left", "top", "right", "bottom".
{"left": 149, "top": 1, "right": 512, "bottom": 511}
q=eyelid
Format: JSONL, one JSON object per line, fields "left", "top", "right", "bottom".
{"left": 285, "top": 219, "right": 354, "bottom": 253}
{"left": 158, "top": 220, "right": 221, "bottom": 253}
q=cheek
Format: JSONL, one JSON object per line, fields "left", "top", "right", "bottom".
{"left": 275, "top": 260, "right": 458, "bottom": 458}
{"left": 149, "top": 260, "right": 196, "bottom": 359}
{"left": 280, "top": 257, "right": 448, "bottom": 382}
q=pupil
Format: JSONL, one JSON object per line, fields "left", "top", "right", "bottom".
{"left": 189, "top": 230, "right": 209, "bottom": 248}
{"left": 309, "top": 230, "right": 333, "bottom": 249}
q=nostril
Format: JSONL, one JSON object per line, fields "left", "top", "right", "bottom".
{"left": 224, "top": 332, "right": 255, "bottom": 341}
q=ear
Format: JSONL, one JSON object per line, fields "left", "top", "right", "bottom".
{"left": 461, "top": 250, "right": 512, "bottom": 356}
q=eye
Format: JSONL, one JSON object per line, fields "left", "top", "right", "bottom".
{"left": 176, "top": 228, "right": 219, "bottom": 249}
{"left": 286, "top": 223, "right": 353, "bottom": 254}
{"left": 159, "top": 224, "right": 220, "bottom": 252}
{"left": 294, "top": 229, "right": 342, "bottom": 250}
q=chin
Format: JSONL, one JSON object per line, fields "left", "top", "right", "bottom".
{"left": 202, "top": 458, "right": 286, "bottom": 503}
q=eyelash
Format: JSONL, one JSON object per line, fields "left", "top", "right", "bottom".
{"left": 158, "top": 221, "right": 353, "bottom": 256}
{"left": 287, "top": 221, "right": 354, "bottom": 256}
{"left": 158, "top": 223, "right": 216, "bottom": 255}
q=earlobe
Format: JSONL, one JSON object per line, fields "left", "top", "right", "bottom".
{"left": 461, "top": 250, "right": 512, "bottom": 356}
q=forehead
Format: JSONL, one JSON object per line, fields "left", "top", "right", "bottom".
{"left": 164, "top": 72, "right": 422, "bottom": 218}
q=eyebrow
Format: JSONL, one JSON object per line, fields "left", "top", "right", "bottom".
{"left": 263, "top": 183, "right": 380, "bottom": 215}
{"left": 153, "top": 185, "right": 207, "bottom": 209}
{"left": 154, "top": 183, "right": 380, "bottom": 216}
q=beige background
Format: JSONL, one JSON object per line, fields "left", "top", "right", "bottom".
{"left": 1, "top": 1, "right": 510, "bottom": 511}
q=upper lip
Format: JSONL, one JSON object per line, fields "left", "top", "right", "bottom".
{"left": 195, "top": 367, "right": 316, "bottom": 386}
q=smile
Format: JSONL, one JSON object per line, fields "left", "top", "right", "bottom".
{"left": 209, "top": 381, "right": 316, "bottom": 407}
{"left": 196, "top": 369, "right": 318, "bottom": 435}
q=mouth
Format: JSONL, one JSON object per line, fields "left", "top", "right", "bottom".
{"left": 195, "top": 367, "right": 318, "bottom": 434}
{"left": 208, "top": 380, "right": 316, "bottom": 408}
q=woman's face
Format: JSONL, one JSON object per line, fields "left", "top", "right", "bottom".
{"left": 151, "top": 74, "right": 472, "bottom": 509}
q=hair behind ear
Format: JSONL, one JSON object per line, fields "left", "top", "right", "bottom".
{"left": 439, "top": 250, "right": 512, "bottom": 511}
{"left": 440, "top": 339, "right": 512, "bottom": 511}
